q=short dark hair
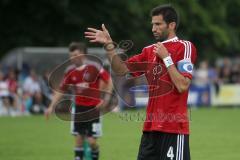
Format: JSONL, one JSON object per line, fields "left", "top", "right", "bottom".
{"left": 151, "top": 4, "right": 179, "bottom": 29}
{"left": 68, "top": 42, "right": 87, "bottom": 54}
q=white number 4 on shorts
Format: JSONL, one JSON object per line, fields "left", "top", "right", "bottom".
{"left": 167, "top": 146, "right": 174, "bottom": 160}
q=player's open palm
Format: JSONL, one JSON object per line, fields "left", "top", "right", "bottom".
{"left": 85, "top": 24, "right": 112, "bottom": 44}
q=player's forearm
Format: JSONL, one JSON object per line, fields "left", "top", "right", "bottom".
{"left": 49, "top": 91, "right": 63, "bottom": 109}
{"left": 101, "top": 80, "right": 113, "bottom": 102}
{"left": 167, "top": 65, "right": 190, "bottom": 93}
{"left": 105, "top": 42, "right": 129, "bottom": 75}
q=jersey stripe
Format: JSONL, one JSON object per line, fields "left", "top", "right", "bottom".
{"left": 186, "top": 41, "right": 190, "bottom": 59}
{"left": 181, "top": 41, "right": 188, "bottom": 59}
{"left": 186, "top": 41, "right": 191, "bottom": 59}
{"left": 177, "top": 40, "right": 192, "bottom": 61}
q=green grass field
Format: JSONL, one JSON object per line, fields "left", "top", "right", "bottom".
{"left": 0, "top": 108, "right": 240, "bottom": 160}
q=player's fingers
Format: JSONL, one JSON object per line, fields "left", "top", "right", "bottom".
{"left": 85, "top": 35, "right": 96, "bottom": 39}
{"left": 154, "top": 44, "right": 160, "bottom": 49}
{"left": 84, "top": 32, "right": 96, "bottom": 36}
{"left": 153, "top": 46, "right": 158, "bottom": 50}
{"left": 153, "top": 47, "right": 159, "bottom": 52}
{"left": 90, "top": 39, "right": 97, "bottom": 43}
{"left": 87, "top": 28, "right": 98, "bottom": 32}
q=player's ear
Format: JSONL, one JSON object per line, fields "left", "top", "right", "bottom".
{"left": 169, "top": 22, "right": 176, "bottom": 30}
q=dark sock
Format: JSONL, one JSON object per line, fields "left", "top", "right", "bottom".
{"left": 74, "top": 147, "right": 84, "bottom": 160}
{"left": 91, "top": 148, "right": 99, "bottom": 160}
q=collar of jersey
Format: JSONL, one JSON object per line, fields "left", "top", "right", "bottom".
{"left": 162, "top": 36, "right": 178, "bottom": 44}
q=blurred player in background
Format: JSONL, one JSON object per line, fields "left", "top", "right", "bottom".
{"left": 45, "top": 42, "right": 113, "bottom": 160}
{"left": 85, "top": 4, "right": 197, "bottom": 160}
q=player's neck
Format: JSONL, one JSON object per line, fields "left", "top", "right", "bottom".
{"left": 167, "top": 33, "right": 177, "bottom": 40}
{"left": 161, "top": 34, "right": 178, "bottom": 43}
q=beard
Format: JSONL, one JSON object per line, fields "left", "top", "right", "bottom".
{"left": 153, "top": 30, "right": 169, "bottom": 42}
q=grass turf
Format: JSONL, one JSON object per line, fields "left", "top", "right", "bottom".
{"left": 0, "top": 108, "right": 240, "bottom": 160}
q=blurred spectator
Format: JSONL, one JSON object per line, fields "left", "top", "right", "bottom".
{"left": 23, "top": 69, "right": 44, "bottom": 114}
{"left": 194, "top": 61, "right": 209, "bottom": 87}
{"left": 39, "top": 70, "right": 53, "bottom": 107}
{"left": 230, "top": 63, "right": 240, "bottom": 83}
{"left": 18, "top": 62, "right": 30, "bottom": 84}
{"left": 0, "top": 71, "right": 20, "bottom": 116}
{"left": 0, "top": 71, "right": 10, "bottom": 115}
{"left": 208, "top": 64, "right": 220, "bottom": 96}
{"left": 192, "top": 61, "right": 211, "bottom": 106}
{"left": 6, "top": 69, "right": 19, "bottom": 110}
{"left": 219, "top": 57, "right": 232, "bottom": 84}
{"left": 217, "top": 57, "right": 240, "bottom": 84}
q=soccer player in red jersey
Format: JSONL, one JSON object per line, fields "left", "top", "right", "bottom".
{"left": 45, "top": 42, "right": 113, "bottom": 160}
{"left": 85, "top": 4, "right": 197, "bottom": 160}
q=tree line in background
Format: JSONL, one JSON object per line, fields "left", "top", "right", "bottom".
{"left": 0, "top": 0, "right": 239, "bottom": 62}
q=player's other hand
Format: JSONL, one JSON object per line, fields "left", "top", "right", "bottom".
{"left": 153, "top": 42, "right": 169, "bottom": 59}
{"left": 85, "top": 24, "right": 112, "bottom": 44}
{"left": 45, "top": 107, "right": 53, "bottom": 120}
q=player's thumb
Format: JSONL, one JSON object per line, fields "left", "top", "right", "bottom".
{"left": 102, "top": 24, "right": 107, "bottom": 31}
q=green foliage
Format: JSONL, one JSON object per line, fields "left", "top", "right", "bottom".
{"left": 0, "top": 0, "right": 239, "bottom": 60}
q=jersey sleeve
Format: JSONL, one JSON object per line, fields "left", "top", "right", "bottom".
{"left": 176, "top": 41, "right": 197, "bottom": 80}
{"left": 126, "top": 47, "right": 148, "bottom": 77}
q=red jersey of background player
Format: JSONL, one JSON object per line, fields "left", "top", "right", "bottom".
{"left": 127, "top": 37, "right": 197, "bottom": 134}
{"left": 60, "top": 62, "right": 110, "bottom": 107}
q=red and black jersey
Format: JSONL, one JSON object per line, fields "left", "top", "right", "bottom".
{"left": 60, "top": 63, "right": 110, "bottom": 106}
{"left": 127, "top": 37, "right": 197, "bottom": 134}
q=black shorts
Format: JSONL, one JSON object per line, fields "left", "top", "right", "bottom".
{"left": 71, "top": 106, "right": 102, "bottom": 137}
{"left": 137, "top": 131, "right": 190, "bottom": 160}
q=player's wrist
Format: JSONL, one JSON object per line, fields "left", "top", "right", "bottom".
{"left": 104, "top": 41, "right": 117, "bottom": 52}
{"left": 104, "top": 38, "right": 113, "bottom": 45}
{"left": 163, "top": 55, "right": 174, "bottom": 68}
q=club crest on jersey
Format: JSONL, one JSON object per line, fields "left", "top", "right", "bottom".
{"left": 177, "top": 59, "right": 193, "bottom": 74}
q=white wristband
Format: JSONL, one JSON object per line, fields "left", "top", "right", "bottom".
{"left": 163, "top": 56, "right": 174, "bottom": 68}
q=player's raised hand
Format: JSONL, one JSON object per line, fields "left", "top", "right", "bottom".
{"left": 85, "top": 24, "right": 112, "bottom": 44}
